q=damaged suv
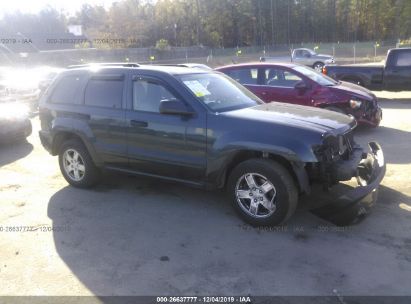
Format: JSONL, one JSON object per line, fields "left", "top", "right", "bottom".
{"left": 39, "top": 64, "right": 385, "bottom": 226}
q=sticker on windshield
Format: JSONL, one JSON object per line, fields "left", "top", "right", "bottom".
{"left": 183, "top": 80, "right": 211, "bottom": 97}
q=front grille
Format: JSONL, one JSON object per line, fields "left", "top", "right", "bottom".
{"left": 343, "top": 131, "right": 354, "bottom": 153}
{"left": 363, "top": 99, "right": 378, "bottom": 118}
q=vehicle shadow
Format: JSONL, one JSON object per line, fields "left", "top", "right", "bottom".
{"left": 377, "top": 184, "right": 411, "bottom": 207}
{"left": 47, "top": 173, "right": 410, "bottom": 296}
{"left": 354, "top": 125, "right": 411, "bottom": 164}
{"left": 0, "top": 140, "right": 33, "bottom": 167}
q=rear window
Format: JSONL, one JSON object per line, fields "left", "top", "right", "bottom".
{"left": 50, "top": 75, "right": 84, "bottom": 104}
{"left": 395, "top": 51, "right": 411, "bottom": 67}
{"left": 84, "top": 79, "right": 123, "bottom": 108}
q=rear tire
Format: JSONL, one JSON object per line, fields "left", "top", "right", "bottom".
{"left": 227, "top": 159, "right": 298, "bottom": 226}
{"left": 58, "top": 139, "right": 100, "bottom": 188}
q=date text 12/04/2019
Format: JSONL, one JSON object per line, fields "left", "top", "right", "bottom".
{"left": 156, "top": 296, "right": 252, "bottom": 303}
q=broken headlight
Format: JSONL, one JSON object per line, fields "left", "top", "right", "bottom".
{"left": 349, "top": 99, "right": 362, "bottom": 109}
{"left": 319, "top": 134, "right": 348, "bottom": 161}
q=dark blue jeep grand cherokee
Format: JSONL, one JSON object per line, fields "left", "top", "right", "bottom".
{"left": 39, "top": 63, "right": 385, "bottom": 226}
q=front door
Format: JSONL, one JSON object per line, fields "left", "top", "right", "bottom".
{"left": 126, "top": 75, "right": 207, "bottom": 183}
{"left": 262, "top": 67, "right": 311, "bottom": 105}
{"left": 293, "top": 49, "right": 312, "bottom": 66}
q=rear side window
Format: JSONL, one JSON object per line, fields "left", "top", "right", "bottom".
{"left": 84, "top": 79, "right": 123, "bottom": 108}
{"left": 226, "top": 68, "right": 258, "bottom": 85}
{"left": 395, "top": 51, "right": 411, "bottom": 67}
{"left": 50, "top": 75, "right": 84, "bottom": 104}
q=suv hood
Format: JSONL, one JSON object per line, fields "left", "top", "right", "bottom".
{"left": 330, "top": 81, "right": 375, "bottom": 101}
{"left": 223, "top": 102, "right": 355, "bottom": 133}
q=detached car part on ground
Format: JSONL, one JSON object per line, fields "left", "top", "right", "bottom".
{"left": 216, "top": 63, "right": 382, "bottom": 127}
{"left": 39, "top": 64, "right": 385, "bottom": 226}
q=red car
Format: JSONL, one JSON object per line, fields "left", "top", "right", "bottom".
{"left": 215, "top": 63, "right": 382, "bottom": 127}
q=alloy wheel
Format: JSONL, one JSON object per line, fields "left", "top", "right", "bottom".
{"left": 314, "top": 63, "right": 324, "bottom": 71}
{"left": 63, "top": 148, "right": 86, "bottom": 182}
{"left": 235, "top": 173, "right": 277, "bottom": 218}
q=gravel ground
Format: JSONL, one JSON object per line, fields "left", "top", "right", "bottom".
{"left": 0, "top": 98, "right": 411, "bottom": 297}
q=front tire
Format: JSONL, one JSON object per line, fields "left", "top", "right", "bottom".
{"left": 313, "top": 62, "right": 325, "bottom": 72}
{"left": 58, "top": 139, "right": 100, "bottom": 188}
{"left": 227, "top": 159, "right": 298, "bottom": 226}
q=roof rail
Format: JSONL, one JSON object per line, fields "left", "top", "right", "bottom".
{"left": 153, "top": 64, "right": 188, "bottom": 67}
{"left": 151, "top": 63, "right": 212, "bottom": 69}
{"left": 67, "top": 62, "right": 139, "bottom": 69}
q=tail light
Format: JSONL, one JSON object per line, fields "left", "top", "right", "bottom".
{"left": 322, "top": 67, "right": 327, "bottom": 74}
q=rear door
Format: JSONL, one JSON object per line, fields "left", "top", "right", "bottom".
{"left": 79, "top": 72, "right": 128, "bottom": 167}
{"left": 125, "top": 74, "right": 207, "bottom": 183}
{"left": 384, "top": 49, "right": 411, "bottom": 91}
{"left": 223, "top": 67, "right": 269, "bottom": 101}
{"left": 45, "top": 71, "right": 128, "bottom": 167}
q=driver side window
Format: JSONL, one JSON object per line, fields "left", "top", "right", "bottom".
{"left": 265, "top": 68, "right": 303, "bottom": 88}
{"left": 133, "top": 79, "right": 175, "bottom": 113}
{"left": 294, "top": 50, "right": 303, "bottom": 57}
{"left": 302, "top": 50, "right": 310, "bottom": 57}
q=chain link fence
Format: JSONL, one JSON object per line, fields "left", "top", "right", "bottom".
{"left": 1, "top": 40, "right": 411, "bottom": 68}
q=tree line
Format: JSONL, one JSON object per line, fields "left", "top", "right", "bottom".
{"left": 1, "top": 0, "right": 410, "bottom": 49}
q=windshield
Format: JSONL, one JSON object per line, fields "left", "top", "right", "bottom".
{"left": 292, "top": 65, "right": 338, "bottom": 86}
{"left": 178, "top": 72, "right": 262, "bottom": 112}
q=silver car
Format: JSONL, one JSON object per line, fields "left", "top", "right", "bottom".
{"left": 291, "top": 48, "right": 334, "bottom": 71}
{"left": 260, "top": 48, "right": 334, "bottom": 71}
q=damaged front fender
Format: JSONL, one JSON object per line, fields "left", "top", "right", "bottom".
{"left": 304, "top": 142, "right": 386, "bottom": 225}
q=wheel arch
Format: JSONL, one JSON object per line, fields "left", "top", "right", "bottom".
{"left": 219, "top": 150, "right": 310, "bottom": 195}
{"left": 312, "top": 61, "right": 325, "bottom": 68}
{"left": 51, "top": 131, "right": 102, "bottom": 166}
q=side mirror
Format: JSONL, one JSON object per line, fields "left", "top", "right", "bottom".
{"left": 159, "top": 98, "right": 194, "bottom": 116}
{"left": 304, "top": 53, "right": 311, "bottom": 58}
{"left": 294, "top": 81, "right": 309, "bottom": 91}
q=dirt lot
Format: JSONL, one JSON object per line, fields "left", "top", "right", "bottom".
{"left": 1, "top": 96, "right": 411, "bottom": 298}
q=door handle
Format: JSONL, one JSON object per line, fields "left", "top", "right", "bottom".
{"left": 130, "top": 120, "right": 148, "bottom": 127}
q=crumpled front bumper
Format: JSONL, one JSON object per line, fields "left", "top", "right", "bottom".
{"left": 304, "top": 142, "right": 385, "bottom": 225}
{"left": 357, "top": 105, "right": 383, "bottom": 127}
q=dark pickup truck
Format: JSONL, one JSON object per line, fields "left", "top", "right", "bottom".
{"left": 323, "top": 48, "right": 411, "bottom": 91}
{"left": 39, "top": 64, "right": 385, "bottom": 226}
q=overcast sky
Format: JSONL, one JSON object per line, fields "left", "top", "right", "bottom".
{"left": 0, "top": 0, "right": 116, "bottom": 16}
